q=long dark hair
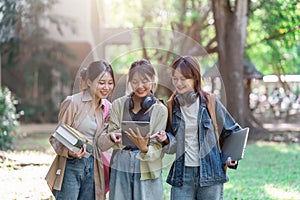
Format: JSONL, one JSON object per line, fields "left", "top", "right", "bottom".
{"left": 128, "top": 59, "right": 155, "bottom": 82}
{"left": 83, "top": 60, "right": 115, "bottom": 82}
{"left": 170, "top": 55, "right": 207, "bottom": 98}
{"left": 80, "top": 60, "right": 115, "bottom": 91}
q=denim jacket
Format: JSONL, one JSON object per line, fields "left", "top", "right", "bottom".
{"left": 164, "top": 95, "right": 241, "bottom": 187}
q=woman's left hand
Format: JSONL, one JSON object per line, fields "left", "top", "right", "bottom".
{"left": 124, "top": 127, "right": 150, "bottom": 153}
{"left": 226, "top": 157, "right": 238, "bottom": 167}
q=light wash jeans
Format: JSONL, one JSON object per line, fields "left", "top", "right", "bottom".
{"left": 171, "top": 166, "right": 224, "bottom": 200}
{"left": 53, "top": 155, "right": 95, "bottom": 200}
{"left": 109, "top": 149, "right": 163, "bottom": 200}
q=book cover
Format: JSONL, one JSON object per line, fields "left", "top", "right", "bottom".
{"left": 52, "top": 124, "right": 93, "bottom": 157}
{"left": 52, "top": 131, "right": 82, "bottom": 154}
{"left": 62, "top": 124, "right": 93, "bottom": 153}
{"left": 222, "top": 127, "right": 249, "bottom": 161}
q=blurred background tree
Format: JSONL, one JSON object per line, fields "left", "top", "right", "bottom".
{"left": 104, "top": 0, "right": 299, "bottom": 128}
{"left": 0, "top": 87, "right": 20, "bottom": 150}
{"left": 0, "top": 0, "right": 299, "bottom": 130}
{"left": 0, "top": 0, "right": 75, "bottom": 123}
{"left": 246, "top": 0, "right": 300, "bottom": 88}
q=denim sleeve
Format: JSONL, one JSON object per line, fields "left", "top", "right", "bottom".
{"left": 215, "top": 98, "right": 241, "bottom": 138}
{"left": 162, "top": 131, "right": 177, "bottom": 154}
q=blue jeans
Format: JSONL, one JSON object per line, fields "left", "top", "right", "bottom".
{"left": 53, "top": 155, "right": 95, "bottom": 200}
{"left": 109, "top": 149, "right": 163, "bottom": 200}
{"left": 171, "top": 166, "right": 224, "bottom": 200}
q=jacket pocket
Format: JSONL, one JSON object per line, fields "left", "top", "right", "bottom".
{"left": 202, "top": 119, "right": 214, "bottom": 131}
{"left": 202, "top": 119, "right": 215, "bottom": 141}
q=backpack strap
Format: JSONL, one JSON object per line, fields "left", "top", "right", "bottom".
{"left": 166, "top": 93, "right": 176, "bottom": 133}
{"left": 206, "top": 93, "right": 221, "bottom": 153}
{"left": 166, "top": 101, "right": 173, "bottom": 130}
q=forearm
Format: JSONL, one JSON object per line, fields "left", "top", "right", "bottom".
{"left": 137, "top": 141, "right": 163, "bottom": 161}
{"left": 49, "top": 136, "right": 69, "bottom": 157}
{"left": 97, "top": 133, "right": 115, "bottom": 151}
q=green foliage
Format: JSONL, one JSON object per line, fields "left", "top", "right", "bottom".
{"left": 105, "top": 0, "right": 215, "bottom": 74}
{"left": 0, "top": 87, "right": 20, "bottom": 150}
{"left": 0, "top": 0, "right": 20, "bottom": 64}
{"left": 246, "top": 0, "right": 300, "bottom": 75}
{"left": 106, "top": 0, "right": 299, "bottom": 76}
{"left": 104, "top": 0, "right": 177, "bottom": 28}
{"left": 104, "top": 0, "right": 180, "bottom": 71}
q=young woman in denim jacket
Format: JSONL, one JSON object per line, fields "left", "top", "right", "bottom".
{"left": 98, "top": 59, "right": 168, "bottom": 200}
{"left": 162, "top": 56, "right": 241, "bottom": 200}
{"left": 45, "top": 60, "right": 115, "bottom": 200}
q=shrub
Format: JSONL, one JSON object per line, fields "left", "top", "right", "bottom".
{"left": 0, "top": 87, "right": 20, "bottom": 150}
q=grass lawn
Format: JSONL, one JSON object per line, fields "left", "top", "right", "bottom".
{"left": 7, "top": 131, "right": 300, "bottom": 199}
{"left": 161, "top": 141, "right": 300, "bottom": 200}
{"left": 13, "top": 131, "right": 53, "bottom": 153}
{"left": 223, "top": 141, "right": 300, "bottom": 200}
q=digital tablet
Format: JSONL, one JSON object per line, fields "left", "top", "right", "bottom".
{"left": 222, "top": 127, "right": 249, "bottom": 161}
{"left": 121, "top": 121, "right": 150, "bottom": 146}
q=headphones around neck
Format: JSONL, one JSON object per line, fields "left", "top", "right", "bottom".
{"left": 174, "top": 91, "right": 198, "bottom": 106}
{"left": 129, "top": 93, "right": 157, "bottom": 111}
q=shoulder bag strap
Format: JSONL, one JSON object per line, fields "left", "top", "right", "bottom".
{"left": 206, "top": 93, "right": 221, "bottom": 153}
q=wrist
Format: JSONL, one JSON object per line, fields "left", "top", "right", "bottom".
{"left": 140, "top": 147, "right": 148, "bottom": 153}
{"left": 161, "top": 136, "right": 169, "bottom": 146}
{"left": 68, "top": 150, "right": 75, "bottom": 158}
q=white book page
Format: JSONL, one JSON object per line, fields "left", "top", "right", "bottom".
{"left": 56, "top": 126, "right": 78, "bottom": 145}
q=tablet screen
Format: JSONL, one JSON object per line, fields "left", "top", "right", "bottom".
{"left": 121, "top": 121, "right": 150, "bottom": 146}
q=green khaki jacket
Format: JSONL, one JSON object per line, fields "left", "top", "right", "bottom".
{"left": 98, "top": 95, "right": 168, "bottom": 180}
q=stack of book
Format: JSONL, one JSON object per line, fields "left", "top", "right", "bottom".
{"left": 52, "top": 124, "right": 93, "bottom": 158}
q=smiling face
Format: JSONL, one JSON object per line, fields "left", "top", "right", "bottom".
{"left": 130, "top": 72, "right": 153, "bottom": 98}
{"left": 172, "top": 69, "right": 195, "bottom": 95}
{"left": 88, "top": 71, "right": 114, "bottom": 99}
{"left": 170, "top": 56, "right": 202, "bottom": 95}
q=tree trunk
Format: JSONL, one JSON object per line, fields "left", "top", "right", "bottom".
{"left": 212, "top": 0, "right": 248, "bottom": 126}
{"left": 246, "top": 79, "right": 251, "bottom": 108}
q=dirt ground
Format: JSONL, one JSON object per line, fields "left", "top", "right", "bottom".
{"left": 1, "top": 113, "right": 300, "bottom": 200}
{"left": 0, "top": 124, "right": 56, "bottom": 199}
{"left": 0, "top": 151, "right": 55, "bottom": 200}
